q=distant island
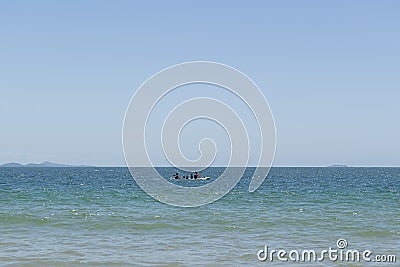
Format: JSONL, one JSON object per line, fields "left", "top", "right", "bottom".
{"left": 0, "top": 161, "right": 93, "bottom": 167}
{"left": 327, "top": 164, "right": 349, "bottom": 168}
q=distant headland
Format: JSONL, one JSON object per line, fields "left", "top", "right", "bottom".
{"left": 0, "top": 161, "right": 94, "bottom": 167}
{"left": 327, "top": 164, "right": 349, "bottom": 168}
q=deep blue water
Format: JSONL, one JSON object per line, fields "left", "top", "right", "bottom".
{"left": 0, "top": 167, "right": 399, "bottom": 266}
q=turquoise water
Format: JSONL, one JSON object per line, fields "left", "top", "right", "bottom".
{"left": 0, "top": 167, "right": 399, "bottom": 266}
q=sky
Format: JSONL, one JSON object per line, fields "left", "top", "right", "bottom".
{"left": 0, "top": 0, "right": 399, "bottom": 166}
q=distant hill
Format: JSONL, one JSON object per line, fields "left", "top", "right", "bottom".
{"left": 0, "top": 162, "right": 24, "bottom": 167}
{"left": 327, "top": 164, "right": 349, "bottom": 168}
{"left": 0, "top": 161, "right": 93, "bottom": 167}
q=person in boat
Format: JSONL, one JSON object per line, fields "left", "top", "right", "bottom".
{"left": 173, "top": 173, "right": 180, "bottom": 179}
{"left": 194, "top": 172, "right": 200, "bottom": 179}
{"left": 190, "top": 173, "right": 193, "bottom": 179}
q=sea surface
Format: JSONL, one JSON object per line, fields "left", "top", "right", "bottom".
{"left": 0, "top": 167, "right": 399, "bottom": 266}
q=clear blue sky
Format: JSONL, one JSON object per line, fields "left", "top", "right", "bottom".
{"left": 1, "top": 1, "right": 399, "bottom": 166}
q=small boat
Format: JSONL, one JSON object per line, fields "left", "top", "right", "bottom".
{"left": 170, "top": 176, "right": 211, "bottom": 181}
{"left": 196, "top": 177, "right": 210, "bottom": 180}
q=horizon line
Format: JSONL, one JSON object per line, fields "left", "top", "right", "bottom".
{"left": 1, "top": 163, "right": 400, "bottom": 168}
{"left": 1, "top": 161, "right": 400, "bottom": 168}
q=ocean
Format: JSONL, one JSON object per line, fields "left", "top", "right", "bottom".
{"left": 0, "top": 167, "right": 399, "bottom": 266}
